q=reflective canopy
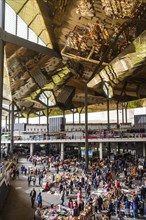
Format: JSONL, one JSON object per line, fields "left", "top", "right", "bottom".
{"left": 3, "top": 0, "right": 146, "bottom": 116}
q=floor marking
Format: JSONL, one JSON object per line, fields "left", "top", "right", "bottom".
{"left": 15, "top": 187, "right": 22, "bottom": 190}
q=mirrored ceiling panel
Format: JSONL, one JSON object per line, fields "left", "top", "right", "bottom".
{"left": 88, "top": 30, "right": 146, "bottom": 89}
{"left": 4, "top": 43, "right": 72, "bottom": 114}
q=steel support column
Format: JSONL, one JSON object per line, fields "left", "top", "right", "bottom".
{"left": 118, "top": 143, "right": 120, "bottom": 154}
{"left": 122, "top": 102, "right": 124, "bottom": 124}
{"left": 0, "top": 0, "right": 5, "bottom": 160}
{"left": 107, "top": 99, "right": 110, "bottom": 130}
{"left": 125, "top": 103, "right": 128, "bottom": 123}
{"left": 47, "top": 98, "right": 49, "bottom": 135}
{"left": 116, "top": 102, "right": 119, "bottom": 128}
{"left": 63, "top": 110, "right": 66, "bottom": 131}
{"left": 99, "top": 142, "right": 103, "bottom": 160}
{"left": 39, "top": 112, "right": 41, "bottom": 124}
{"left": 73, "top": 110, "right": 75, "bottom": 125}
{"left": 30, "top": 143, "right": 34, "bottom": 156}
{"left": 60, "top": 143, "right": 64, "bottom": 160}
{"left": 78, "top": 107, "right": 83, "bottom": 124}
{"left": 5, "top": 116, "right": 7, "bottom": 131}
{"left": 8, "top": 104, "right": 11, "bottom": 132}
{"left": 84, "top": 84, "right": 88, "bottom": 170}
{"left": 26, "top": 113, "right": 29, "bottom": 124}
{"left": 107, "top": 99, "right": 111, "bottom": 155}
{"left": 10, "top": 101, "right": 14, "bottom": 154}
{"left": 18, "top": 113, "right": 20, "bottom": 124}
{"left": 15, "top": 14, "right": 18, "bottom": 35}
{"left": 0, "top": 0, "right": 5, "bottom": 28}
{"left": 63, "top": 110, "right": 65, "bottom": 119}
{"left": 143, "top": 143, "right": 146, "bottom": 157}
{"left": 79, "top": 113, "right": 81, "bottom": 124}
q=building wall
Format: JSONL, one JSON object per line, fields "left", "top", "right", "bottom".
{"left": 25, "top": 117, "right": 65, "bottom": 132}
{"left": 26, "top": 124, "right": 47, "bottom": 132}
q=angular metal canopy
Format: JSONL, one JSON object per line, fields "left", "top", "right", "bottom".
{"left": 3, "top": 0, "right": 146, "bottom": 117}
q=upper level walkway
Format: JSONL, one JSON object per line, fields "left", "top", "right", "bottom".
{"left": 2, "top": 137, "right": 146, "bottom": 145}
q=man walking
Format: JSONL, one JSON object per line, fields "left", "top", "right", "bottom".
{"left": 30, "top": 188, "right": 36, "bottom": 208}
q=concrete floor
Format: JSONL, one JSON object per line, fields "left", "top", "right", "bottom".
{"left": 0, "top": 157, "right": 64, "bottom": 220}
{"left": 0, "top": 158, "right": 35, "bottom": 220}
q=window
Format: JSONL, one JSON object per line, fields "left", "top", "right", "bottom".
{"left": 38, "top": 38, "right": 46, "bottom": 46}
{"left": 5, "top": 3, "right": 16, "bottom": 34}
{"left": 5, "top": 3, "right": 46, "bottom": 46}
{"left": 28, "top": 28, "right": 37, "bottom": 43}
{"left": 17, "top": 16, "right": 27, "bottom": 39}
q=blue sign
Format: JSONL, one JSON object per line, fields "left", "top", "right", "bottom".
{"left": 81, "top": 149, "right": 93, "bottom": 157}
{"left": 88, "top": 149, "right": 93, "bottom": 156}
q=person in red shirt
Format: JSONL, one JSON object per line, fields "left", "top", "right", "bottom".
{"left": 115, "top": 180, "right": 121, "bottom": 188}
{"left": 45, "top": 181, "right": 49, "bottom": 191}
{"left": 108, "top": 172, "right": 112, "bottom": 180}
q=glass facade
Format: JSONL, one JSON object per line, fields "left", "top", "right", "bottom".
{"left": 5, "top": 2, "right": 46, "bottom": 46}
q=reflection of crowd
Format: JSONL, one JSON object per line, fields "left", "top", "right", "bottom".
{"left": 64, "top": 18, "right": 138, "bottom": 63}
{"left": 101, "top": 0, "right": 142, "bottom": 19}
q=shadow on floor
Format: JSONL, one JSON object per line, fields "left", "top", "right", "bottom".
{"left": 0, "top": 178, "right": 34, "bottom": 220}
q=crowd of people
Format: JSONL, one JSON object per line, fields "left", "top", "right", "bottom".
{"left": 19, "top": 153, "right": 146, "bottom": 220}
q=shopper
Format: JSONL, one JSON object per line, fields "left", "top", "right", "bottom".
{"left": 37, "top": 192, "right": 42, "bottom": 208}
{"left": 60, "top": 189, "right": 65, "bottom": 206}
{"left": 28, "top": 175, "right": 31, "bottom": 186}
{"left": 72, "top": 201, "right": 80, "bottom": 219}
{"left": 132, "top": 197, "right": 138, "bottom": 219}
{"left": 30, "top": 188, "right": 36, "bottom": 208}
{"left": 68, "top": 198, "right": 73, "bottom": 209}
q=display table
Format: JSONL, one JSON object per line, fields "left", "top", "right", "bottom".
{"left": 80, "top": 212, "right": 95, "bottom": 220}
{"left": 101, "top": 211, "right": 110, "bottom": 220}
{"left": 41, "top": 206, "right": 72, "bottom": 220}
